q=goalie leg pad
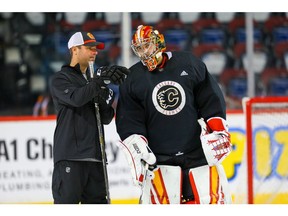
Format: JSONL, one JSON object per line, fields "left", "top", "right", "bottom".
{"left": 141, "top": 165, "right": 182, "bottom": 204}
{"left": 188, "top": 164, "right": 232, "bottom": 204}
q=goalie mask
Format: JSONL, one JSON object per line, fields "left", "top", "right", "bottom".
{"left": 131, "top": 25, "right": 166, "bottom": 71}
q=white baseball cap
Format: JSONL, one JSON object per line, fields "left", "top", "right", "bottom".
{"left": 67, "top": 32, "right": 105, "bottom": 49}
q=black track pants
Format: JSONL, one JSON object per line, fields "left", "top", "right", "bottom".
{"left": 52, "top": 160, "right": 108, "bottom": 204}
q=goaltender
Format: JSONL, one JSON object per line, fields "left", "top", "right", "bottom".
{"left": 116, "top": 25, "right": 232, "bottom": 204}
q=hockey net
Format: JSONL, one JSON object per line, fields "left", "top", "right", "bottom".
{"left": 243, "top": 96, "right": 288, "bottom": 204}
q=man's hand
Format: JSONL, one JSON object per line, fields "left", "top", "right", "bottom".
{"left": 94, "top": 87, "right": 115, "bottom": 106}
{"left": 97, "top": 65, "right": 130, "bottom": 85}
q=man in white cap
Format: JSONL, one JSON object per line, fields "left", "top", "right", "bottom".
{"left": 50, "top": 31, "right": 129, "bottom": 204}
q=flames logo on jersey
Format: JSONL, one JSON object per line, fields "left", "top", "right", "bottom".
{"left": 157, "top": 88, "right": 179, "bottom": 109}
{"left": 152, "top": 81, "right": 186, "bottom": 116}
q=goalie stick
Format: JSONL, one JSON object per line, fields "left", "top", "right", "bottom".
{"left": 139, "top": 163, "right": 149, "bottom": 204}
{"left": 89, "top": 61, "right": 110, "bottom": 204}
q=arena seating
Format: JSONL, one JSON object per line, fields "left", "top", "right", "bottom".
{"left": 1, "top": 12, "right": 288, "bottom": 115}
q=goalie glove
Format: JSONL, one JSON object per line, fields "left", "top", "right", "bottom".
{"left": 198, "top": 117, "right": 232, "bottom": 166}
{"left": 117, "top": 134, "right": 156, "bottom": 187}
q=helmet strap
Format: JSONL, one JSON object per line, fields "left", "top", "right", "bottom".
{"left": 144, "top": 51, "right": 166, "bottom": 71}
{"left": 157, "top": 52, "right": 168, "bottom": 69}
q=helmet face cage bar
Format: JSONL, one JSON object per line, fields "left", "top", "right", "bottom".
{"left": 131, "top": 36, "right": 158, "bottom": 60}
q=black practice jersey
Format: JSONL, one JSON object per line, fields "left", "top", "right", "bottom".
{"left": 116, "top": 51, "right": 226, "bottom": 168}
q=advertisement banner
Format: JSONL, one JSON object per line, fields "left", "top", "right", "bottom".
{"left": 0, "top": 117, "right": 141, "bottom": 203}
{"left": 3, "top": 111, "right": 286, "bottom": 204}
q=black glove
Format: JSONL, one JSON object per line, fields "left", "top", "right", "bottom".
{"left": 91, "top": 76, "right": 106, "bottom": 90}
{"left": 97, "top": 65, "right": 130, "bottom": 85}
{"left": 94, "top": 87, "right": 115, "bottom": 107}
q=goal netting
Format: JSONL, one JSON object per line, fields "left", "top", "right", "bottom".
{"left": 243, "top": 96, "right": 288, "bottom": 204}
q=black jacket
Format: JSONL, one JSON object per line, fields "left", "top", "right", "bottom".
{"left": 50, "top": 64, "right": 114, "bottom": 164}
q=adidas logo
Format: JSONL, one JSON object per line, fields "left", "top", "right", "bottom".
{"left": 180, "top": 71, "right": 188, "bottom": 76}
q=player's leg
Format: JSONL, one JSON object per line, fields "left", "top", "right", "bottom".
{"left": 141, "top": 165, "right": 182, "bottom": 204}
{"left": 185, "top": 164, "right": 232, "bottom": 204}
{"left": 52, "top": 160, "right": 83, "bottom": 204}
{"left": 81, "top": 162, "right": 108, "bottom": 204}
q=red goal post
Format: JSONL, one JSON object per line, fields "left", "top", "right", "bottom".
{"left": 243, "top": 96, "right": 288, "bottom": 204}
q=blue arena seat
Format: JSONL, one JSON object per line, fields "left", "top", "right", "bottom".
{"left": 269, "top": 77, "right": 288, "bottom": 95}
{"left": 235, "top": 28, "right": 263, "bottom": 43}
{"left": 219, "top": 68, "right": 247, "bottom": 96}
{"left": 261, "top": 68, "right": 288, "bottom": 95}
{"left": 272, "top": 27, "right": 288, "bottom": 43}
{"left": 228, "top": 77, "right": 247, "bottom": 98}
{"left": 199, "top": 28, "right": 226, "bottom": 45}
{"left": 163, "top": 29, "right": 190, "bottom": 51}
